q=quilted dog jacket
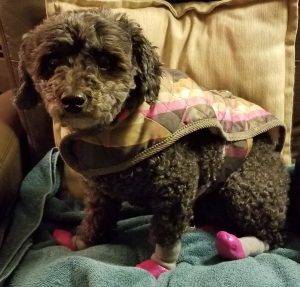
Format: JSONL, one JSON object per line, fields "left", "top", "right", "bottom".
{"left": 59, "top": 68, "right": 285, "bottom": 177}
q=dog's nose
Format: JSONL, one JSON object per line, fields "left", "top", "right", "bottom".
{"left": 61, "top": 93, "right": 87, "bottom": 113}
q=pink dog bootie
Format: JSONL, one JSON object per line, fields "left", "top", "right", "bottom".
{"left": 136, "top": 259, "right": 169, "bottom": 278}
{"left": 52, "top": 229, "right": 75, "bottom": 250}
{"left": 216, "top": 231, "right": 246, "bottom": 260}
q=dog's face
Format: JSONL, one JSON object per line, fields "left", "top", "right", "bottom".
{"left": 16, "top": 9, "right": 161, "bottom": 130}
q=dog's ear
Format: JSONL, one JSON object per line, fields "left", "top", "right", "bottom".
{"left": 118, "top": 15, "right": 162, "bottom": 104}
{"left": 14, "top": 39, "right": 41, "bottom": 110}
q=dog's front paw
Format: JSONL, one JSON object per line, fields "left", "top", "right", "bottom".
{"left": 52, "top": 229, "right": 75, "bottom": 250}
{"left": 215, "top": 231, "right": 245, "bottom": 260}
{"left": 136, "top": 259, "right": 169, "bottom": 278}
{"left": 72, "top": 235, "right": 88, "bottom": 250}
{"left": 52, "top": 229, "right": 89, "bottom": 251}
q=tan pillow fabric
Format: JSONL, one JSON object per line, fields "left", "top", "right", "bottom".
{"left": 46, "top": 0, "right": 298, "bottom": 164}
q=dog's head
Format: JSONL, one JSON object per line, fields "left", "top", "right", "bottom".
{"left": 15, "top": 9, "right": 161, "bottom": 130}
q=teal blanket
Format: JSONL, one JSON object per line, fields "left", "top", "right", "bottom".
{"left": 1, "top": 149, "right": 300, "bottom": 287}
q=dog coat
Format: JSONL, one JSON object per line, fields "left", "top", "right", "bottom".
{"left": 59, "top": 68, "right": 285, "bottom": 183}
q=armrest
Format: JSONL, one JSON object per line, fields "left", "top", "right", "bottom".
{"left": 0, "top": 90, "right": 24, "bottom": 248}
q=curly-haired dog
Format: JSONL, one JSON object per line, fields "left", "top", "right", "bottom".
{"left": 15, "top": 9, "right": 290, "bottom": 276}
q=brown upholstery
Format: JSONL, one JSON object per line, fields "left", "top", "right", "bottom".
{"left": 0, "top": 0, "right": 54, "bottom": 164}
{"left": 0, "top": 0, "right": 46, "bottom": 87}
{"left": 0, "top": 90, "right": 23, "bottom": 247}
{"left": 293, "top": 29, "right": 300, "bottom": 159}
{"left": 0, "top": 1, "right": 49, "bottom": 247}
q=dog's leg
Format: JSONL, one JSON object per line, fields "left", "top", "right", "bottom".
{"left": 148, "top": 194, "right": 193, "bottom": 271}
{"left": 220, "top": 139, "right": 290, "bottom": 250}
{"left": 215, "top": 231, "right": 270, "bottom": 259}
{"left": 137, "top": 188, "right": 195, "bottom": 277}
{"left": 74, "top": 180, "right": 121, "bottom": 249}
{"left": 136, "top": 142, "right": 199, "bottom": 277}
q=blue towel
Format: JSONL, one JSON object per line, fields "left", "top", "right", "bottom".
{"left": 1, "top": 149, "right": 300, "bottom": 287}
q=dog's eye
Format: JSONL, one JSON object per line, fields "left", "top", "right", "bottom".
{"left": 92, "top": 50, "right": 120, "bottom": 72}
{"left": 96, "top": 54, "right": 112, "bottom": 71}
{"left": 40, "top": 55, "right": 62, "bottom": 79}
{"left": 48, "top": 58, "right": 60, "bottom": 70}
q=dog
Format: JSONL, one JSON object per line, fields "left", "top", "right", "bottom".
{"left": 15, "top": 8, "right": 290, "bottom": 275}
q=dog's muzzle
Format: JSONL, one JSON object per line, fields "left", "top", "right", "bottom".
{"left": 61, "top": 93, "right": 87, "bottom": 113}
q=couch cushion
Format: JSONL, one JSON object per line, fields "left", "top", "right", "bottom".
{"left": 293, "top": 25, "right": 300, "bottom": 160}
{"left": 0, "top": 90, "right": 23, "bottom": 248}
{"left": 0, "top": 0, "right": 51, "bottom": 163}
{"left": 46, "top": 0, "right": 298, "bottom": 164}
{"left": 0, "top": 0, "right": 46, "bottom": 87}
